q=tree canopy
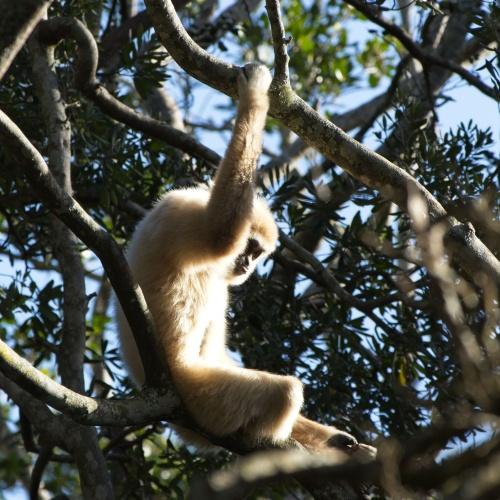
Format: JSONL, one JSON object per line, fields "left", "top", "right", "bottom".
{"left": 0, "top": 0, "right": 498, "bottom": 498}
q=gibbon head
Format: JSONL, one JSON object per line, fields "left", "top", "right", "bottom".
{"left": 227, "top": 197, "right": 278, "bottom": 286}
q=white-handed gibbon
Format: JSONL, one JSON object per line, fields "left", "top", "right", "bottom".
{"left": 117, "top": 63, "right": 365, "bottom": 454}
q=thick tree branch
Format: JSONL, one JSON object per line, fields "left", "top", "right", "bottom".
{"left": 0, "top": 337, "right": 179, "bottom": 426}
{"left": 142, "top": 0, "right": 500, "bottom": 285}
{"left": 30, "top": 36, "right": 115, "bottom": 497}
{"left": 344, "top": 0, "right": 498, "bottom": 100}
{"left": 0, "top": 108, "right": 166, "bottom": 386}
{"left": 30, "top": 36, "right": 88, "bottom": 393}
{"left": 0, "top": 0, "right": 52, "bottom": 81}
{"left": 144, "top": 0, "right": 238, "bottom": 96}
{"left": 36, "top": 17, "right": 221, "bottom": 167}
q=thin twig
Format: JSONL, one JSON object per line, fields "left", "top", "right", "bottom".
{"left": 265, "top": 0, "right": 290, "bottom": 85}
{"left": 354, "top": 55, "right": 411, "bottom": 143}
{"left": 279, "top": 231, "right": 403, "bottom": 341}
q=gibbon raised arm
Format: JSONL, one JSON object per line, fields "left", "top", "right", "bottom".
{"left": 116, "top": 63, "right": 363, "bottom": 454}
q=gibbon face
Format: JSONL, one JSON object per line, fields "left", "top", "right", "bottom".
{"left": 228, "top": 236, "right": 266, "bottom": 285}
{"left": 226, "top": 197, "right": 279, "bottom": 286}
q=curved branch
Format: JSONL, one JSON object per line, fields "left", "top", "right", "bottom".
{"left": 144, "top": 0, "right": 238, "bottom": 96}
{"left": 37, "top": 17, "right": 221, "bottom": 166}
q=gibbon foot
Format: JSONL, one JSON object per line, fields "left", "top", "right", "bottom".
{"left": 327, "top": 430, "right": 377, "bottom": 461}
{"left": 326, "top": 429, "right": 359, "bottom": 453}
{"left": 291, "top": 415, "right": 376, "bottom": 457}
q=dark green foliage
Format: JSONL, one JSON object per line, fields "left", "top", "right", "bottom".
{"left": 0, "top": 0, "right": 498, "bottom": 497}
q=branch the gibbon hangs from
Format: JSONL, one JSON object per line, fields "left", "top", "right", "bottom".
{"left": 117, "top": 63, "right": 365, "bottom": 454}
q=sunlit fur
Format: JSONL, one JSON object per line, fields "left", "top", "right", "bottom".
{"left": 117, "top": 63, "right": 357, "bottom": 451}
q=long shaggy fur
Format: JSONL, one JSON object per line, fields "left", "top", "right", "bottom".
{"left": 117, "top": 63, "right": 359, "bottom": 452}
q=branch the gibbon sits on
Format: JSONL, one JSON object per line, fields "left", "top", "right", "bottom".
{"left": 117, "top": 63, "right": 369, "bottom": 455}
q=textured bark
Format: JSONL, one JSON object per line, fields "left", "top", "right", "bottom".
{"left": 0, "top": 0, "right": 52, "bottom": 80}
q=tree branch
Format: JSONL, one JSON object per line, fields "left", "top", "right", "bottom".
{"left": 189, "top": 448, "right": 377, "bottom": 500}
{"left": 279, "top": 231, "right": 402, "bottom": 341}
{"left": 265, "top": 0, "right": 290, "bottom": 85}
{"left": 0, "top": 108, "right": 166, "bottom": 386}
{"left": 30, "top": 34, "right": 88, "bottom": 393}
{"left": 344, "top": 0, "right": 498, "bottom": 100}
{"left": 36, "top": 17, "right": 221, "bottom": 167}
{"left": 0, "top": 0, "right": 52, "bottom": 81}
{"left": 144, "top": 0, "right": 238, "bottom": 96}
{"left": 0, "top": 337, "right": 179, "bottom": 426}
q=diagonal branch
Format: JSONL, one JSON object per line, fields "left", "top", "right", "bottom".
{"left": 0, "top": 0, "right": 53, "bottom": 81}
{"left": 0, "top": 108, "right": 166, "bottom": 387}
{"left": 0, "top": 337, "right": 179, "bottom": 426}
{"left": 279, "top": 231, "right": 402, "bottom": 342}
{"left": 344, "top": 0, "right": 498, "bottom": 100}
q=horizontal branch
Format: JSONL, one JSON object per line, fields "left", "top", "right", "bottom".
{"left": 0, "top": 337, "right": 179, "bottom": 425}
{"left": 189, "top": 448, "right": 377, "bottom": 500}
{"left": 36, "top": 17, "right": 221, "bottom": 167}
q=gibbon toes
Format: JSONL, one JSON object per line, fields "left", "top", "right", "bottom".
{"left": 326, "top": 430, "right": 359, "bottom": 453}
{"left": 327, "top": 430, "right": 377, "bottom": 460}
{"left": 238, "top": 63, "right": 272, "bottom": 102}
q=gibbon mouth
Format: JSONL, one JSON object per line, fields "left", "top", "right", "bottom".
{"left": 234, "top": 263, "right": 249, "bottom": 275}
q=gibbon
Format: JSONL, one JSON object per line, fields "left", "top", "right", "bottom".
{"left": 117, "top": 63, "right": 363, "bottom": 454}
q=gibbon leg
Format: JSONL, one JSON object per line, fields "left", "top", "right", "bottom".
{"left": 172, "top": 364, "right": 303, "bottom": 442}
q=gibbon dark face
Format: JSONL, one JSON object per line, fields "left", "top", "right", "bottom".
{"left": 230, "top": 237, "right": 265, "bottom": 284}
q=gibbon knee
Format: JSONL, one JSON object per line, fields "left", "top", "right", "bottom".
{"left": 173, "top": 365, "right": 303, "bottom": 442}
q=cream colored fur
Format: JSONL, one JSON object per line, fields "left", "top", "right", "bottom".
{"left": 117, "top": 63, "right": 359, "bottom": 451}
